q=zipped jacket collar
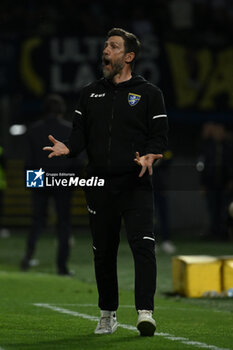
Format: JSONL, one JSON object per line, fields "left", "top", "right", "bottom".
{"left": 100, "top": 74, "right": 147, "bottom": 89}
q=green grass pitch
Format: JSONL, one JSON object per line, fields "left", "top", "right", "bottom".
{"left": 0, "top": 229, "right": 232, "bottom": 350}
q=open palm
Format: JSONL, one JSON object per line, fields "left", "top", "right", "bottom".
{"left": 134, "top": 151, "right": 163, "bottom": 177}
{"left": 43, "top": 135, "right": 70, "bottom": 158}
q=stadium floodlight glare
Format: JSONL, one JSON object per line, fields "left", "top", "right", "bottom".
{"left": 9, "top": 124, "right": 27, "bottom": 136}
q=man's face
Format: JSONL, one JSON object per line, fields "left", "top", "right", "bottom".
{"left": 102, "top": 36, "right": 126, "bottom": 80}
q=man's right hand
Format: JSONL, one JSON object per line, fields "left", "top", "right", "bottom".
{"left": 43, "top": 135, "right": 70, "bottom": 158}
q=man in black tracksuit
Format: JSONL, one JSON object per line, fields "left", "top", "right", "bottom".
{"left": 44, "top": 28, "right": 168, "bottom": 336}
{"left": 21, "top": 95, "right": 75, "bottom": 275}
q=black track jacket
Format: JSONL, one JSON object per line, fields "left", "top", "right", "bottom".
{"left": 67, "top": 75, "right": 168, "bottom": 178}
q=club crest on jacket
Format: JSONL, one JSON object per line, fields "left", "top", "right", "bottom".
{"left": 128, "top": 93, "right": 141, "bottom": 106}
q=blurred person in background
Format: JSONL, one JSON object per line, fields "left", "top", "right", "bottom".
{"left": 153, "top": 149, "right": 176, "bottom": 254}
{"left": 168, "top": 0, "right": 194, "bottom": 35}
{"left": 0, "top": 142, "right": 8, "bottom": 237}
{"left": 197, "top": 122, "right": 233, "bottom": 241}
{"left": 43, "top": 28, "right": 168, "bottom": 336}
{"left": 21, "top": 94, "right": 75, "bottom": 275}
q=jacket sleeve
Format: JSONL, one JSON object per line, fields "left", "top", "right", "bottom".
{"left": 65, "top": 89, "right": 87, "bottom": 157}
{"left": 145, "top": 87, "right": 168, "bottom": 155}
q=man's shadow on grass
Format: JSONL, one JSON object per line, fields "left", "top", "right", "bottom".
{"left": 11, "top": 332, "right": 151, "bottom": 350}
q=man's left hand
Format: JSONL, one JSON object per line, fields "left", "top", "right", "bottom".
{"left": 134, "top": 151, "right": 163, "bottom": 177}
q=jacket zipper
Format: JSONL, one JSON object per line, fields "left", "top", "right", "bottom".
{"left": 108, "top": 89, "right": 117, "bottom": 167}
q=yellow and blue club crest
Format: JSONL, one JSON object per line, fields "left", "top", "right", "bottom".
{"left": 128, "top": 93, "right": 141, "bottom": 106}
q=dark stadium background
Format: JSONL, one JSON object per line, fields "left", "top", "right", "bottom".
{"left": 0, "top": 0, "right": 232, "bottom": 235}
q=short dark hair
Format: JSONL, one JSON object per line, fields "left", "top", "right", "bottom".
{"left": 107, "top": 28, "right": 141, "bottom": 69}
{"left": 43, "top": 94, "right": 66, "bottom": 116}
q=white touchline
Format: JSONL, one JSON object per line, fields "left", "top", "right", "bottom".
{"left": 47, "top": 303, "right": 135, "bottom": 308}
{"left": 44, "top": 303, "right": 231, "bottom": 313}
{"left": 0, "top": 346, "right": 6, "bottom": 350}
{"left": 34, "top": 303, "right": 231, "bottom": 350}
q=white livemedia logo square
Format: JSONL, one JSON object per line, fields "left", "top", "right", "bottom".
{"left": 26, "top": 169, "right": 45, "bottom": 187}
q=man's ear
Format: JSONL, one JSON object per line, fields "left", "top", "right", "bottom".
{"left": 125, "top": 52, "right": 135, "bottom": 64}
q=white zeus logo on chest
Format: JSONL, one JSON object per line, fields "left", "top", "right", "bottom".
{"left": 90, "top": 93, "right": 106, "bottom": 98}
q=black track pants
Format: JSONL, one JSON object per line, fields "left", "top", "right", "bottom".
{"left": 85, "top": 187, "right": 157, "bottom": 311}
{"left": 25, "top": 189, "right": 72, "bottom": 272}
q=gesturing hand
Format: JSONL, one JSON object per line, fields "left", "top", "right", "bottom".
{"left": 43, "top": 135, "right": 70, "bottom": 158}
{"left": 134, "top": 151, "right": 163, "bottom": 177}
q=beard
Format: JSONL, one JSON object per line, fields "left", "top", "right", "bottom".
{"left": 102, "top": 59, "right": 124, "bottom": 80}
